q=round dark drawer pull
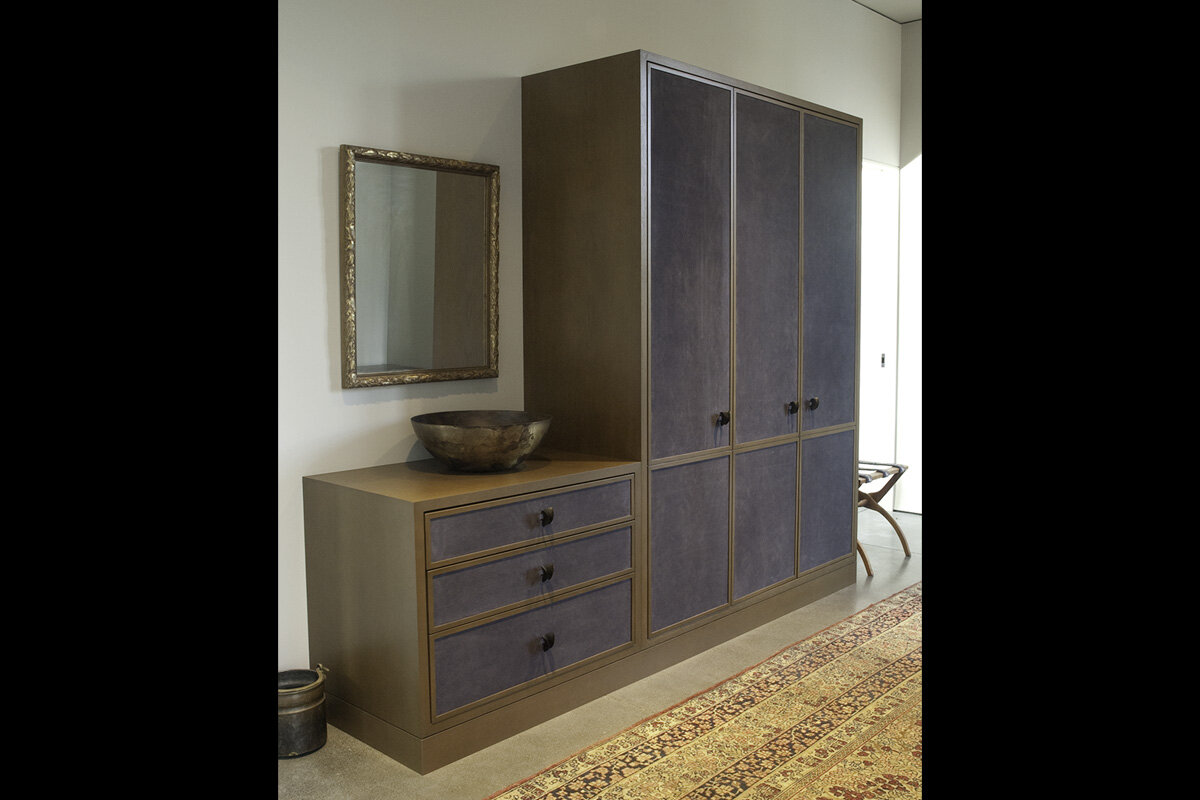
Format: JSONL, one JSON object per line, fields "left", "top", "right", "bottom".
{"left": 538, "top": 563, "right": 555, "bottom": 582}
{"left": 539, "top": 632, "right": 556, "bottom": 651}
{"left": 807, "top": 396, "right": 820, "bottom": 410}
{"left": 538, "top": 507, "right": 555, "bottom": 526}
{"left": 715, "top": 411, "right": 731, "bottom": 426}
{"left": 786, "top": 400, "right": 799, "bottom": 414}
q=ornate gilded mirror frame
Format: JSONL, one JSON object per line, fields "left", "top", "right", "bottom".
{"left": 339, "top": 144, "right": 499, "bottom": 388}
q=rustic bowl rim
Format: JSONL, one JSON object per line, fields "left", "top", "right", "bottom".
{"left": 411, "top": 410, "right": 552, "bottom": 429}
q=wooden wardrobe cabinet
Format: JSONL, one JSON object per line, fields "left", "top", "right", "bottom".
{"left": 302, "top": 51, "right": 861, "bottom": 776}
{"left": 524, "top": 51, "right": 861, "bottom": 638}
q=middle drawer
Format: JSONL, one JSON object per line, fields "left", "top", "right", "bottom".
{"left": 429, "top": 525, "right": 632, "bottom": 629}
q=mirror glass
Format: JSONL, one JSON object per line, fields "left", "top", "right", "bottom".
{"left": 340, "top": 145, "right": 499, "bottom": 387}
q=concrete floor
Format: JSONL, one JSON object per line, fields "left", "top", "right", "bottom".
{"left": 278, "top": 509, "right": 922, "bottom": 800}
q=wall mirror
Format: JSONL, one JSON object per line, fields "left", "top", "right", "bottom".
{"left": 339, "top": 144, "right": 499, "bottom": 387}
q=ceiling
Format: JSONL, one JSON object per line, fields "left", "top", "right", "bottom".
{"left": 853, "top": 0, "right": 922, "bottom": 23}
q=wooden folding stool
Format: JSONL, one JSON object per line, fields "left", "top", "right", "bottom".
{"left": 855, "top": 461, "right": 911, "bottom": 577}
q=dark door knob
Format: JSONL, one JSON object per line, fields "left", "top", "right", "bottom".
{"left": 715, "top": 411, "right": 731, "bottom": 426}
{"left": 786, "top": 401, "right": 799, "bottom": 414}
{"left": 807, "top": 397, "right": 820, "bottom": 410}
{"left": 538, "top": 507, "right": 555, "bottom": 526}
{"left": 538, "top": 563, "right": 555, "bottom": 582}
{"left": 539, "top": 632, "right": 556, "bottom": 651}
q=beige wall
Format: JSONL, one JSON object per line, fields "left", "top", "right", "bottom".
{"left": 279, "top": 0, "right": 910, "bottom": 670}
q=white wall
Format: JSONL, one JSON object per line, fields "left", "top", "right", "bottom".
{"left": 895, "top": 19, "right": 922, "bottom": 512}
{"left": 858, "top": 160, "right": 900, "bottom": 486}
{"left": 279, "top": 0, "right": 908, "bottom": 670}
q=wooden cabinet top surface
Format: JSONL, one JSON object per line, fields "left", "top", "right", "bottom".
{"left": 304, "top": 449, "right": 639, "bottom": 507}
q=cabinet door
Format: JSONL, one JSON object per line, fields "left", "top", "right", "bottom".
{"left": 733, "top": 442, "right": 797, "bottom": 600}
{"left": 649, "top": 67, "right": 732, "bottom": 460}
{"left": 801, "top": 114, "right": 859, "bottom": 431}
{"left": 798, "top": 430, "right": 855, "bottom": 572}
{"left": 649, "top": 456, "right": 729, "bottom": 633}
{"left": 734, "top": 93, "right": 800, "bottom": 444}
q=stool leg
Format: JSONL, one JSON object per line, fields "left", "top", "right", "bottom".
{"left": 856, "top": 541, "right": 874, "bottom": 577}
{"left": 875, "top": 502, "right": 911, "bottom": 557}
{"left": 859, "top": 491, "right": 911, "bottom": 557}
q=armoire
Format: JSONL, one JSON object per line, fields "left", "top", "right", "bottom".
{"left": 523, "top": 49, "right": 861, "bottom": 640}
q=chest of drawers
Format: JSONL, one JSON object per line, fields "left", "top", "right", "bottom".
{"left": 302, "top": 450, "right": 639, "bottom": 772}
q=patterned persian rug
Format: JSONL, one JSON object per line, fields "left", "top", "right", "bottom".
{"left": 486, "top": 583, "right": 922, "bottom": 800}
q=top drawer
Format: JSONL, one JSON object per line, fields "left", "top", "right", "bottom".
{"left": 426, "top": 476, "right": 633, "bottom": 564}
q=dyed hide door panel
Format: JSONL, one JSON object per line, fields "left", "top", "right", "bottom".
{"left": 734, "top": 93, "right": 800, "bottom": 445}
{"left": 733, "top": 442, "right": 798, "bottom": 600}
{"left": 426, "top": 478, "right": 632, "bottom": 564}
{"left": 801, "top": 114, "right": 859, "bottom": 432}
{"left": 649, "top": 456, "right": 730, "bottom": 633}
{"left": 649, "top": 67, "right": 732, "bottom": 461}
{"left": 799, "top": 430, "right": 855, "bottom": 572}
{"left": 430, "top": 526, "right": 633, "bottom": 628}
{"left": 432, "top": 578, "right": 632, "bottom": 717}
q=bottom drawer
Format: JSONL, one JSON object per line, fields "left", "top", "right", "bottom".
{"left": 432, "top": 578, "right": 632, "bottom": 717}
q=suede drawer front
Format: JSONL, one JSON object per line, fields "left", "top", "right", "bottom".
{"left": 427, "top": 478, "right": 632, "bottom": 564}
{"left": 430, "top": 526, "right": 633, "bottom": 627}
{"left": 431, "top": 578, "right": 632, "bottom": 717}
